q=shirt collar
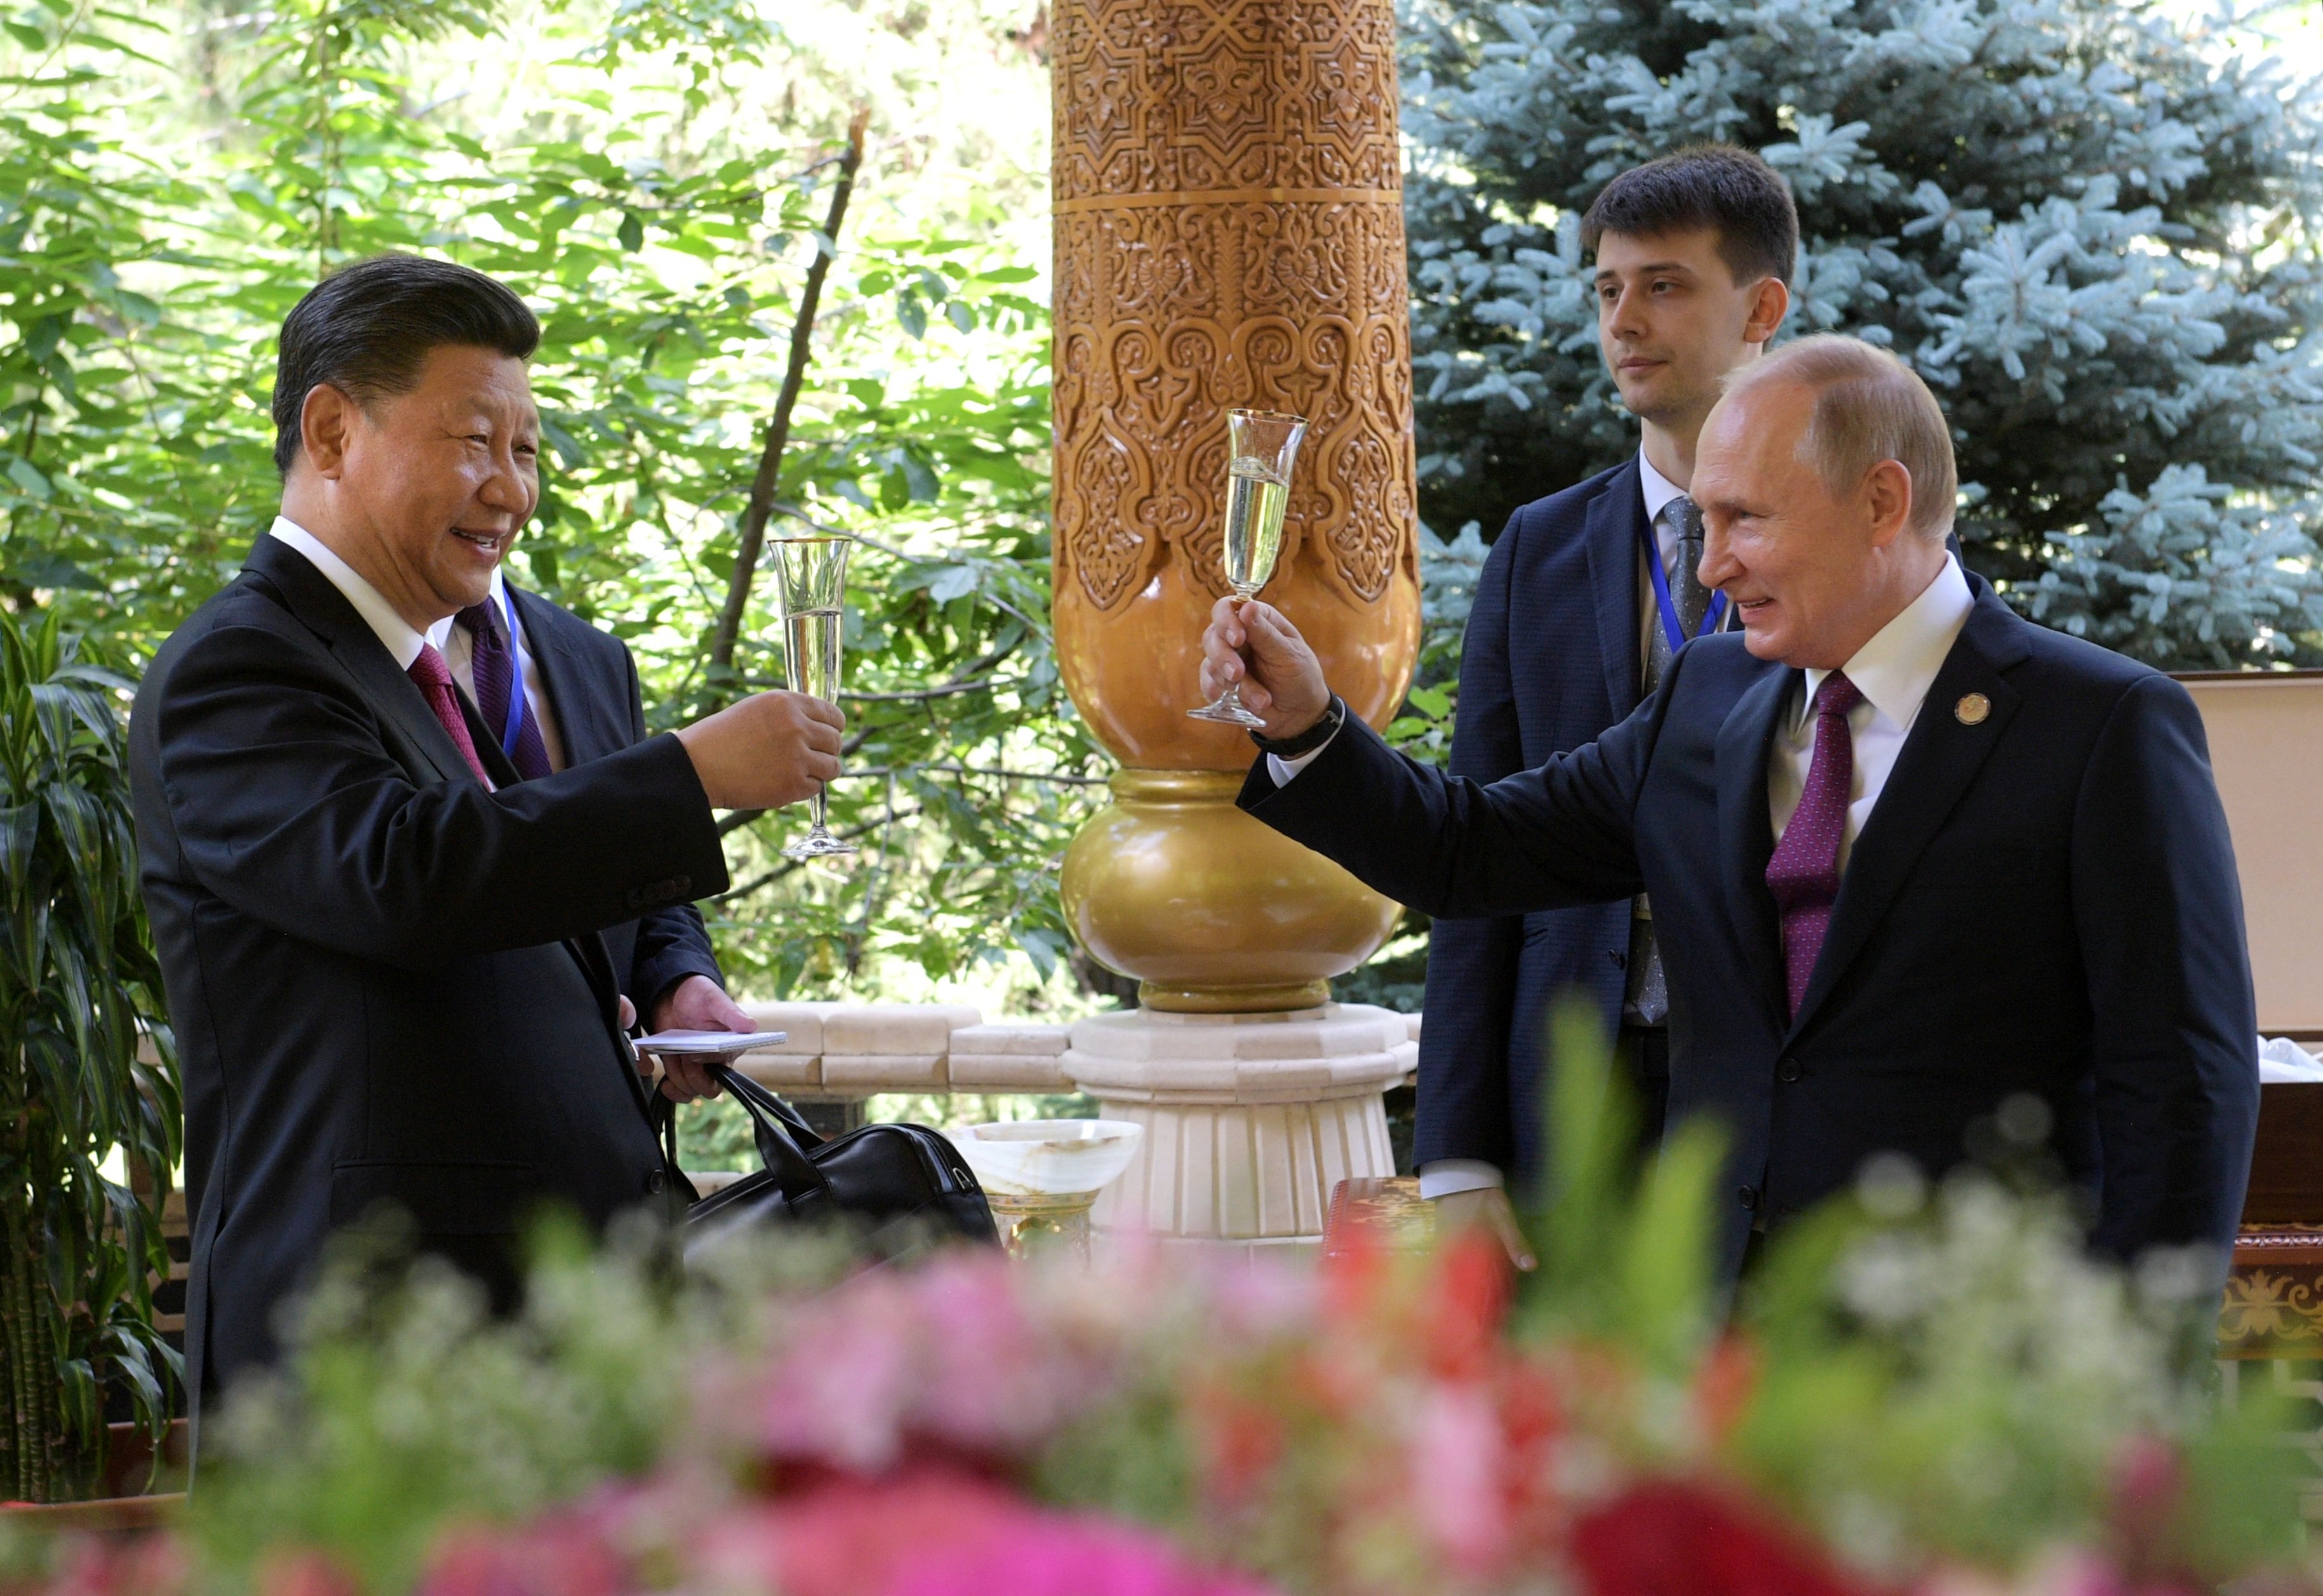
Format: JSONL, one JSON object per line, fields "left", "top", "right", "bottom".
{"left": 1801, "top": 555, "right": 1975, "bottom": 730}
{"left": 267, "top": 517, "right": 430, "bottom": 670}
{"left": 1635, "top": 446, "right": 1686, "bottom": 527}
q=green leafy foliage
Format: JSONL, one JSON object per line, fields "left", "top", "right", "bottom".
{"left": 0, "top": 607, "right": 180, "bottom": 1500}
{"left": 1, "top": 0, "right": 1095, "bottom": 1006}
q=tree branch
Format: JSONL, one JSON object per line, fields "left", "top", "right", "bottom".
{"left": 839, "top": 676, "right": 1019, "bottom": 702}
{"left": 713, "top": 803, "right": 926, "bottom": 899}
{"left": 706, "top": 106, "right": 871, "bottom": 698}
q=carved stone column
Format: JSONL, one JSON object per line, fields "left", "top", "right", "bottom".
{"left": 1050, "top": 0, "right": 1420, "bottom": 1011}
{"left": 1050, "top": 0, "right": 1420, "bottom": 1246}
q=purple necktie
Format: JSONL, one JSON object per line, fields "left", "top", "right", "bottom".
{"left": 456, "top": 598, "right": 553, "bottom": 781}
{"left": 1765, "top": 671, "right": 1864, "bottom": 1021}
{"left": 407, "top": 644, "right": 492, "bottom": 786}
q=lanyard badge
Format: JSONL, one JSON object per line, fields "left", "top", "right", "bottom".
{"left": 1639, "top": 518, "right": 1730, "bottom": 655}
{"left": 496, "top": 585, "right": 527, "bottom": 759}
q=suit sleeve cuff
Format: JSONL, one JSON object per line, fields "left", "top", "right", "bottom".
{"left": 1419, "top": 1160, "right": 1505, "bottom": 1200}
{"left": 1264, "top": 723, "right": 1341, "bottom": 786}
{"left": 635, "top": 954, "right": 724, "bottom": 1013}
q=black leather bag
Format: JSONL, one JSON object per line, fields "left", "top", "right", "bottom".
{"left": 664, "top": 1062, "right": 998, "bottom": 1257}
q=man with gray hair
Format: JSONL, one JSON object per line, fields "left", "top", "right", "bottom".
{"left": 1201, "top": 333, "right": 2258, "bottom": 1286}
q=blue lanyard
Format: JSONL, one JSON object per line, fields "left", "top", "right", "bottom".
{"left": 1639, "top": 517, "right": 1730, "bottom": 654}
{"left": 495, "top": 584, "right": 527, "bottom": 759}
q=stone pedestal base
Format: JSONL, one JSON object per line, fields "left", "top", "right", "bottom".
{"left": 1061, "top": 1004, "right": 1413, "bottom": 1249}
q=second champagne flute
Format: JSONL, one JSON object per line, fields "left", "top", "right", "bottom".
{"left": 771, "top": 534, "right": 857, "bottom": 859}
{"left": 1189, "top": 408, "right": 1308, "bottom": 727}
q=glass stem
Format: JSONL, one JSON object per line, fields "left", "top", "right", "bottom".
{"left": 811, "top": 786, "right": 830, "bottom": 835}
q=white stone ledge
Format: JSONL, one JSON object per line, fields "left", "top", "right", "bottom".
{"left": 706, "top": 1001, "right": 1414, "bottom": 1100}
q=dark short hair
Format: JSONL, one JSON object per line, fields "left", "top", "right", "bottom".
{"left": 1581, "top": 145, "right": 1799, "bottom": 287}
{"left": 271, "top": 254, "right": 540, "bottom": 475}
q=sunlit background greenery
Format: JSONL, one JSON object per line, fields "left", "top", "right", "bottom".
{"left": 3, "top": 0, "right": 1101, "bottom": 1026}
{"left": 5, "top": 0, "right": 2320, "bottom": 1046}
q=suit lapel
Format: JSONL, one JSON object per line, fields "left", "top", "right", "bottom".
{"left": 1582, "top": 459, "right": 1647, "bottom": 720}
{"left": 244, "top": 537, "right": 472, "bottom": 786}
{"left": 498, "top": 589, "right": 654, "bottom": 1117}
{"left": 1783, "top": 590, "right": 2034, "bottom": 1039}
{"left": 507, "top": 585, "right": 604, "bottom": 765}
{"left": 249, "top": 542, "right": 657, "bottom": 1123}
{"left": 1714, "top": 664, "right": 1796, "bottom": 1032}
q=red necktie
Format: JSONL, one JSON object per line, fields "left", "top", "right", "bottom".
{"left": 1764, "top": 671, "right": 1863, "bottom": 1020}
{"left": 407, "top": 643, "right": 492, "bottom": 785}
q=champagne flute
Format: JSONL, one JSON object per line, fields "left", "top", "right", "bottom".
{"left": 1189, "top": 408, "right": 1309, "bottom": 727}
{"left": 771, "top": 535, "right": 857, "bottom": 859}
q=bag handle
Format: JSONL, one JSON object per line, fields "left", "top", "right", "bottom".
{"left": 707, "top": 1061, "right": 832, "bottom": 1204}
{"left": 648, "top": 1090, "right": 699, "bottom": 1205}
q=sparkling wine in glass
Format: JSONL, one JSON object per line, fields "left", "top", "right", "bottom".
{"left": 1189, "top": 408, "right": 1308, "bottom": 727}
{"left": 771, "top": 535, "right": 856, "bottom": 859}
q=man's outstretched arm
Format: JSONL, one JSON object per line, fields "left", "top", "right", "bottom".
{"left": 1205, "top": 597, "right": 1652, "bottom": 923}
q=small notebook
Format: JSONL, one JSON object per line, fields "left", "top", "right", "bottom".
{"left": 631, "top": 1029, "right": 784, "bottom": 1057}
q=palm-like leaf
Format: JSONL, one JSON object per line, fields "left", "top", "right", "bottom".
{"left": 0, "top": 606, "right": 181, "bottom": 1500}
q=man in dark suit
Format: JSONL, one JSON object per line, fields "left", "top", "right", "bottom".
{"left": 1419, "top": 147, "right": 1794, "bottom": 1253}
{"left": 1205, "top": 335, "right": 2258, "bottom": 1284}
{"left": 133, "top": 255, "right": 842, "bottom": 1408}
{"left": 435, "top": 570, "right": 755, "bottom": 1046}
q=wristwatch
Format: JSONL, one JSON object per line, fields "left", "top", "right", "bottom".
{"left": 1250, "top": 694, "right": 1347, "bottom": 758}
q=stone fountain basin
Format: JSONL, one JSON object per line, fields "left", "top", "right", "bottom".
{"left": 949, "top": 1119, "right": 1144, "bottom": 1197}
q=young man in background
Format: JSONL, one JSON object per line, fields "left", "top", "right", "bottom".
{"left": 1416, "top": 147, "right": 1796, "bottom": 1262}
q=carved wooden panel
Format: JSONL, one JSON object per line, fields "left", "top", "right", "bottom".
{"left": 1051, "top": 0, "right": 1421, "bottom": 769}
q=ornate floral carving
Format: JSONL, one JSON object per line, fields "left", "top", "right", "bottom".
{"left": 1052, "top": 0, "right": 1419, "bottom": 647}
{"left": 2220, "top": 1227, "right": 2323, "bottom": 1357}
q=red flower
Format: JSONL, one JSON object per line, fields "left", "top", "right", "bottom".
{"left": 1571, "top": 1480, "right": 1883, "bottom": 1596}
{"left": 1424, "top": 1229, "right": 1512, "bottom": 1382}
{"left": 1692, "top": 1335, "right": 1758, "bottom": 1447}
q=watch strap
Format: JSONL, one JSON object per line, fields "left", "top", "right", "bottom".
{"left": 1250, "top": 694, "right": 1346, "bottom": 758}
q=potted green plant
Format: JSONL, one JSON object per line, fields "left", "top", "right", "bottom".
{"left": 0, "top": 607, "right": 181, "bottom": 1501}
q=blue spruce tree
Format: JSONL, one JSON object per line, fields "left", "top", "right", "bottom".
{"left": 1401, "top": 0, "right": 2323, "bottom": 666}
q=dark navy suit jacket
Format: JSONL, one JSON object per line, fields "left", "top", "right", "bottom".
{"left": 1415, "top": 460, "right": 1646, "bottom": 1187}
{"left": 134, "top": 537, "right": 727, "bottom": 1406}
{"left": 501, "top": 586, "right": 724, "bottom": 1011}
{"left": 1250, "top": 581, "right": 2259, "bottom": 1282}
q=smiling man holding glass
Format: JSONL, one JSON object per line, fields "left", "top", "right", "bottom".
{"left": 1201, "top": 334, "right": 2257, "bottom": 1291}
{"left": 131, "top": 254, "right": 845, "bottom": 1418}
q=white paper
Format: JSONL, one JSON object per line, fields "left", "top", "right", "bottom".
{"left": 2260, "top": 1035, "right": 2323, "bottom": 1083}
{"left": 631, "top": 1029, "right": 783, "bottom": 1057}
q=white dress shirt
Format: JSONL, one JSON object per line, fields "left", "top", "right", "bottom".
{"left": 1273, "top": 552, "right": 1976, "bottom": 1199}
{"left": 427, "top": 570, "right": 569, "bottom": 774}
{"left": 268, "top": 518, "right": 573, "bottom": 786}
{"left": 268, "top": 517, "right": 428, "bottom": 670}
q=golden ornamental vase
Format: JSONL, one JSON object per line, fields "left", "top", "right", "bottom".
{"left": 1049, "top": 0, "right": 1422, "bottom": 1012}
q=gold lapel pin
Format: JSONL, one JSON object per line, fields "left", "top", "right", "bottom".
{"left": 1955, "top": 692, "right": 1991, "bottom": 726}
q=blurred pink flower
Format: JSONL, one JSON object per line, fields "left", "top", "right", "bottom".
{"left": 414, "top": 1511, "right": 626, "bottom": 1596}
{"left": 46, "top": 1535, "right": 189, "bottom": 1596}
{"left": 1412, "top": 1383, "right": 1512, "bottom": 1574}
{"left": 710, "top": 1469, "right": 1279, "bottom": 1596}
{"left": 739, "top": 1252, "right": 1130, "bottom": 1474}
{"left": 885, "top": 1514, "right": 1279, "bottom": 1596}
